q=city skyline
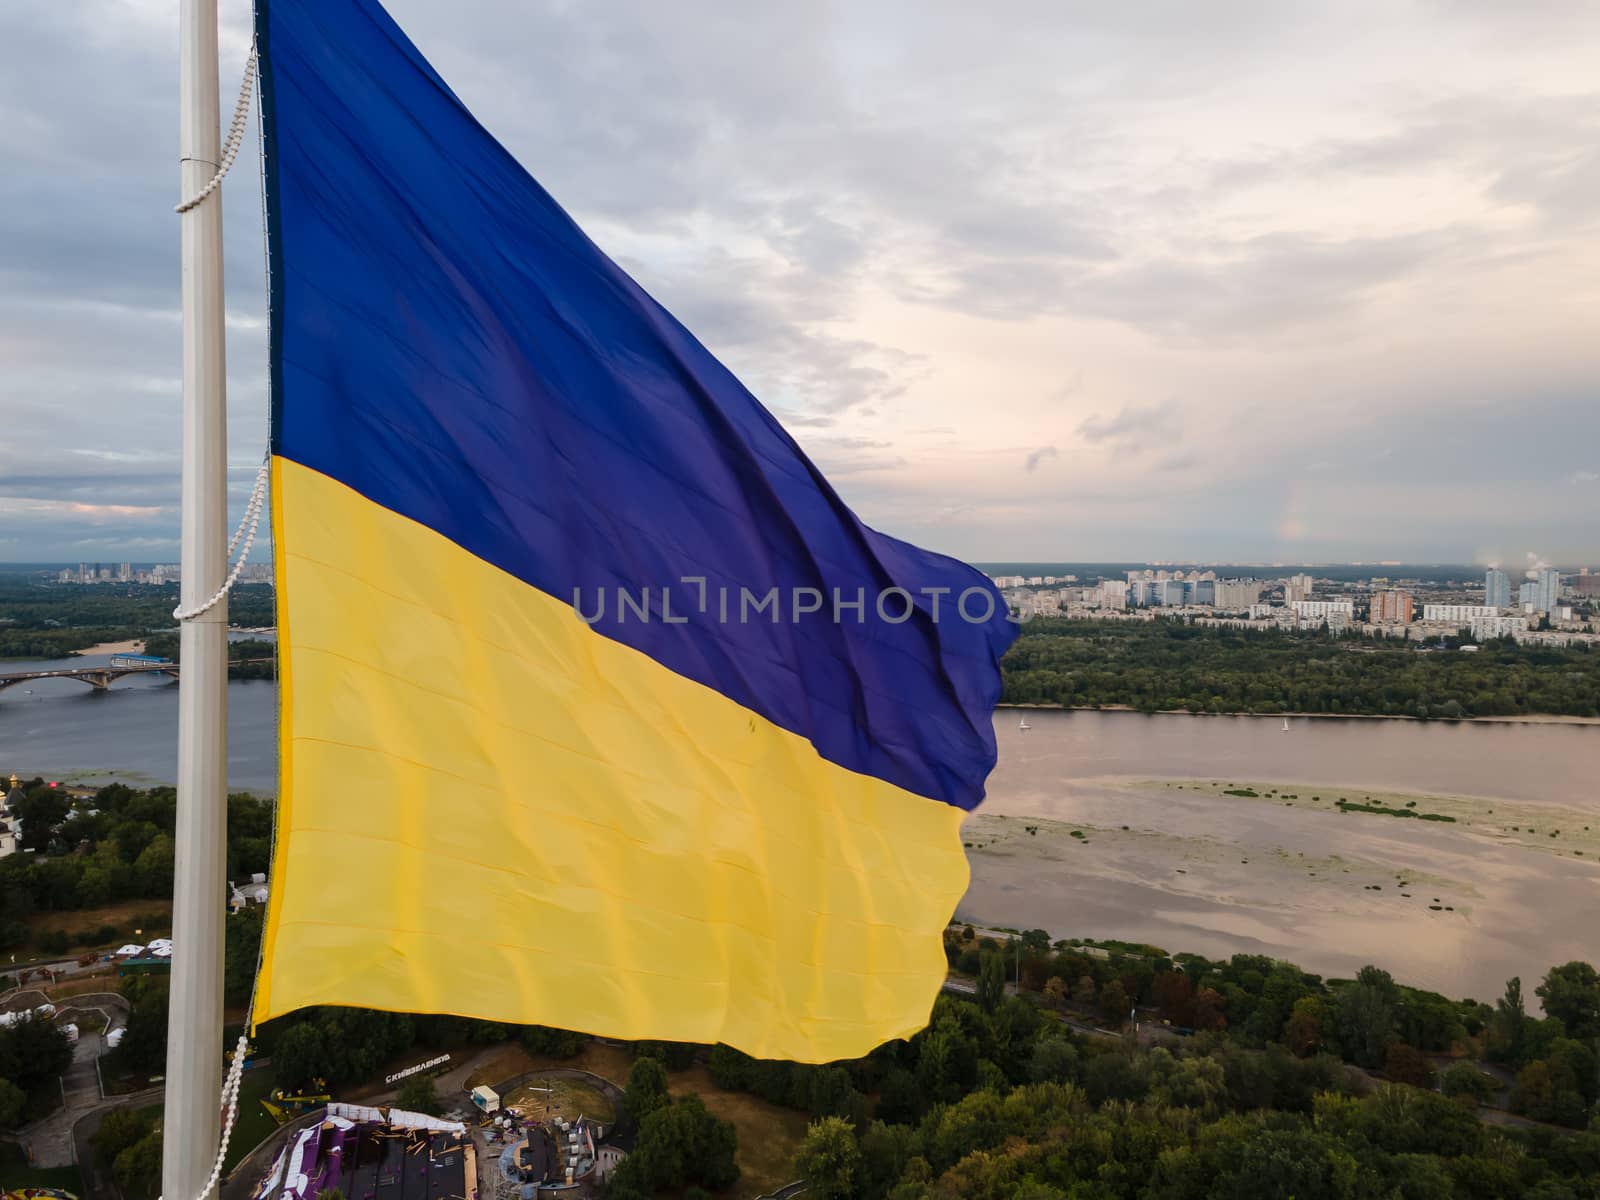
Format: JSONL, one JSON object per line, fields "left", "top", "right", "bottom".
{"left": 4, "top": 1, "right": 1599, "bottom": 563}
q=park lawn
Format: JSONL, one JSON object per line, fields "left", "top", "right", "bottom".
{"left": 471, "top": 1041, "right": 635, "bottom": 1090}
{"left": 668, "top": 1066, "right": 808, "bottom": 1198}
{"left": 27, "top": 899, "right": 173, "bottom": 946}
{"left": 222, "top": 1069, "right": 280, "bottom": 1173}
{"left": 0, "top": 1140, "right": 84, "bottom": 1192}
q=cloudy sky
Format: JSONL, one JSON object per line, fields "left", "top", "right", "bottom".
{"left": 3, "top": 0, "right": 1598, "bottom": 566}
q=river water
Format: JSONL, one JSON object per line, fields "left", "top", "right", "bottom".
{"left": 0, "top": 646, "right": 279, "bottom": 791}
{"left": 3, "top": 658, "right": 1595, "bottom": 1000}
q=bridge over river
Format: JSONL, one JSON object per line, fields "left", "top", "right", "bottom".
{"left": 0, "top": 655, "right": 271, "bottom": 697}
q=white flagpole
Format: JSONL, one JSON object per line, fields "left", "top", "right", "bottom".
{"left": 166, "top": 0, "right": 229, "bottom": 1194}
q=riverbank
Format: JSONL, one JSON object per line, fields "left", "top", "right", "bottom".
{"left": 965, "top": 738, "right": 1600, "bottom": 1003}
{"left": 996, "top": 701, "right": 1600, "bottom": 726}
{"left": 70, "top": 639, "right": 146, "bottom": 657}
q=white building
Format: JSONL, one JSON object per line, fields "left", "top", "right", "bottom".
{"left": 1096, "top": 580, "right": 1128, "bottom": 610}
{"left": 1422, "top": 604, "right": 1498, "bottom": 623}
{"left": 1284, "top": 574, "right": 1314, "bottom": 603}
{"left": 1290, "top": 599, "right": 1354, "bottom": 620}
{"left": 1470, "top": 615, "right": 1528, "bottom": 639}
{"left": 0, "top": 775, "right": 21, "bottom": 859}
{"left": 1214, "top": 579, "right": 1262, "bottom": 609}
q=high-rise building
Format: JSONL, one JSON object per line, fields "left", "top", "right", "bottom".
{"left": 1284, "top": 573, "right": 1314, "bottom": 604}
{"left": 1534, "top": 567, "right": 1562, "bottom": 613}
{"left": 1484, "top": 568, "right": 1510, "bottom": 609}
{"left": 1097, "top": 580, "right": 1128, "bottom": 610}
{"left": 1214, "top": 579, "right": 1262, "bottom": 609}
{"left": 1370, "top": 589, "right": 1413, "bottom": 624}
{"left": 1519, "top": 582, "right": 1537, "bottom": 609}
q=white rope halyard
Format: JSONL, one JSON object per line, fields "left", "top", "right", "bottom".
{"left": 171, "top": 451, "right": 270, "bottom": 622}
{"left": 176, "top": 44, "right": 258, "bottom": 214}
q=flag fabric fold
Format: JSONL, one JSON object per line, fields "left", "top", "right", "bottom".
{"left": 256, "top": 0, "right": 1016, "bottom": 1062}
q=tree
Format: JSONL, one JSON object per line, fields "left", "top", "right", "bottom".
{"left": 132, "top": 833, "right": 176, "bottom": 897}
{"left": 0, "top": 1077, "right": 25, "bottom": 1130}
{"left": 1441, "top": 1062, "right": 1496, "bottom": 1106}
{"left": 1511, "top": 1060, "right": 1558, "bottom": 1121}
{"left": 396, "top": 1074, "right": 442, "bottom": 1116}
{"left": 94, "top": 1105, "right": 157, "bottom": 1161}
{"left": 114, "top": 1131, "right": 163, "bottom": 1200}
{"left": 976, "top": 951, "right": 1006, "bottom": 1013}
{"left": 1072, "top": 976, "right": 1098, "bottom": 1008}
{"left": 13, "top": 788, "right": 70, "bottom": 852}
{"left": 795, "top": 1116, "right": 861, "bottom": 1200}
{"left": 1099, "top": 979, "right": 1131, "bottom": 1026}
{"left": 624, "top": 1054, "right": 669, "bottom": 1122}
{"left": 1026, "top": 1038, "right": 1078, "bottom": 1085}
{"left": 224, "top": 905, "right": 265, "bottom": 1007}
{"left": 1283, "top": 996, "right": 1326, "bottom": 1057}
{"left": 1193, "top": 986, "right": 1228, "bottom": 1033}
{"left": 1334, "top": 966, "right": 1397, "bottom": 1068}
{"left": 269, "top": 1021, "right": 328, "bottom": 1092}
{"left": 521, "top": 1024, "right": 584, "bottom": 1058}
{"left": 0, "top": 1013, "right": 73, "bottom": 1096}
{"left": 610, "top": 1095, "right": 739, "bottom": 1195}
{"left": 806, "top": 1065, "right": 858, "bottom": 1119}
{"left": 1537, "top": 962, "right": 1600, "bottom": 1040}
{"left": 1383, "top": 1042, "right": 1436, "bottom": 1088}
{"left": 1490, "top": 976, "right": 1529, "bottom": 1064}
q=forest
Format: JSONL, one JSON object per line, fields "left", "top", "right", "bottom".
{"left": 0, "top": 776, "right": 273, "bottom": 954}
{"left": 1002, "top": 618, "right": 1600, "bottom": 718}
{"left": 0, "top": 576, "right": 274, "bottom": 658}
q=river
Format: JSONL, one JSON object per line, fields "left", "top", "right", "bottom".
{"left": 0, "top": 645, "right": 280, "bottom": 792}
{"left": 3, "top": 662, "right": 1595, "bottom": 1000}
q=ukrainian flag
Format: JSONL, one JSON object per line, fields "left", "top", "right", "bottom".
{"left": 255, "top": 0, "right": 1016, "bottom": 1062}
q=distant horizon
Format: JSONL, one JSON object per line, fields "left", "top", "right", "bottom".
{"left": 5, "top": 558, "right": 1595, "bottom": 574}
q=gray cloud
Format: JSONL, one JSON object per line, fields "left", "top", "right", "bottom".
{"left": 1075, "top": 401, "right": 1182, "bottom": 456}
{"left": 1023, "top": 446, "right": 1058, "bottom": 473}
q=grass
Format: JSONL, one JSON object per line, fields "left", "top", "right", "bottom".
{"left": 0, "top": 1163, "right": 85, "bottom": 1191}
{"left": 26, "top": 899, "right": 173, "bottom": 947}
{"left": 1336, "top": 799, "right": 1457, "bottom": 822}
{"left": 505, "top": 1074, "right": 616, "bottom": 1124}
{"left": 222, "top": 1068, "right": 280, "bottom": 1172}
{"left": 669, "top": 1066, "right": 808, "bottom": 1197}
